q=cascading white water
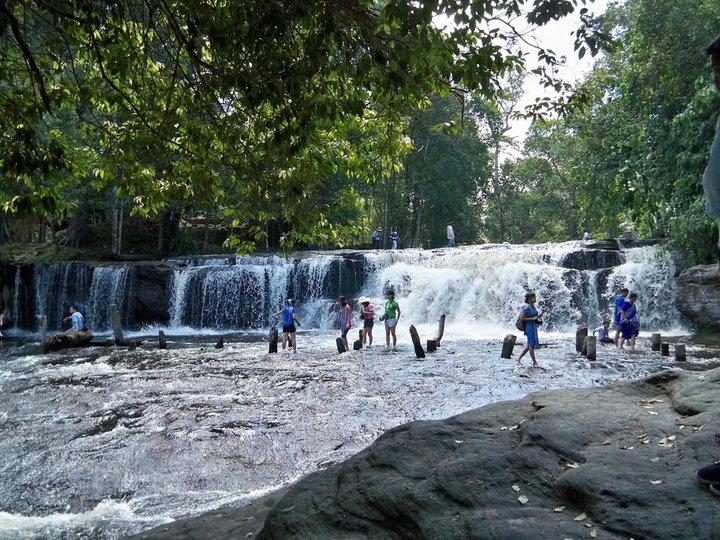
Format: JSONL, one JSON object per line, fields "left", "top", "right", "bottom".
{"left": 33, "top": 262, "right": 91, "bottom": 331}
{"left": 87, "top": 267, "right": 130, "bottom": 331}
{"left": 354, "top": 242, "right": 687, "bottom": 335}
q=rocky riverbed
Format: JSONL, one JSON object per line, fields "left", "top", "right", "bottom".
{"left": 1, "top": 327, "right": 718, "bottom": 539}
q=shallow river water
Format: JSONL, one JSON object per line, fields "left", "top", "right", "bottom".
{"left": 1, "top": 324, "right": 718, "bottom": 539}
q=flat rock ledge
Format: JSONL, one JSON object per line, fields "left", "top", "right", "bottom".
{"left": 130, "top": 368, "right": 720, "bottom": 540}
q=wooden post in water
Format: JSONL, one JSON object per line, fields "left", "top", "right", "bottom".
{"left": 409, "top": 325, "right": 425, "bottom": 359}
{"left": 158, "top": 330, "right": 167, "bottom": 349}
{"left": 586, "top": 336, "right": 597, "bottom": 361}
{"left": 651, "top": 333, "right": 661, "bottom": 352}
{"left": 427, "top": 339, "right": 437, "bottom": 353}
{"left": 581, "top": 336, "right": 588, "bottom": 356}
{"left": 353, "top": 329, "right": 363, "bottom": 351}
{"left": 111, "top": 304, "right": 124, "bottom": 345}
{"left": 501, "top": 334, "right": 517, "bottom": 359}
{"left": 40, "top": 315, "right": 48, "bottom": 353}
{"left": 215, "top": 336, "right": 224, "bottom": 349}
{"left": 269, "top": 327, "right": 278, "bottom": 354}
{"left": 434, "top": 314, "right": 446, "bottom": 347}
{"left": 674, "top": 343, "right": 686, "bottom": 362}
{"left": 661, "top": 342, "right": 670, "bottom": 356}
{"left": 575, "top": 327, "right": 588, "bottom": 353}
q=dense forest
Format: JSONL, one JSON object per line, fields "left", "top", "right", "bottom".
{"left": 0, "top": 0, "right": 718, "bottom": 264}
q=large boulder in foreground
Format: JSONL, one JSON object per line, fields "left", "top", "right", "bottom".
{"left": 675, "top": 264, "right": 720, "bottom": 331}
{"left": 131, "top": 368, "right": 720, "bottom": 539}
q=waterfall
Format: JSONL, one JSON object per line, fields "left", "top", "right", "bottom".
{"left": 87, "top": 266, "right": 130, "bottom": 331}
{"left": 14, "top": 241, "right": 689, "bottom": 334}
{"left": 34, "top": 262, "right": 92, "bottom": 331}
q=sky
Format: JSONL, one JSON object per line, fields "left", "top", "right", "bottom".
{"left": 509, "top": 0, "right": 613, "bottom": 145}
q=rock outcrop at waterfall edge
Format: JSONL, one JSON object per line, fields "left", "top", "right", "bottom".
{"left": 675, "top": 264, "right": 720, "bottom": 332}
{"left": 130, "top": 368, "right": 720, "bottom": 540}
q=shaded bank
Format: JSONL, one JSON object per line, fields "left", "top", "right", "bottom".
{"left": 131, "top": 368, "right": 720, "bottom": 539}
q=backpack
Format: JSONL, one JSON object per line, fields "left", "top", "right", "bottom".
{"left": 515, "top": 310, "right": 525, "bottom": 332}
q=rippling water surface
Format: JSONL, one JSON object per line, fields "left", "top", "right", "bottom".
{"left": 1, "top": 325, "right": 718, "bottom": 539}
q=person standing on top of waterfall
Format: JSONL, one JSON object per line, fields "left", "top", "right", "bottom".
{"left": 703, "top": 34, "right": 720, "bottom": 269}
{"left": 62, "top": 305, "right": 85, "bottom": 333}
{"left": 273, "top": 299, "right": 301, "bottom": 353}
{"left": 382, "top": 290, "right": 401, "bottom": 349}
{"left": 390, "top": 228, "right": 399, "bottom": 250}
{"left": 371, "top": 227, "right": 382, "bottom": 249}
{"left": 336, "top": 296, "right": 353, "bottom": 352}
{"left": 612, "top": 287, "right": 629, "bottom": 346}
{"left": 447, "top": 221, "right": 456, "bottom": 247}
{"left": 516, "top": 292, "right": 545, "bottom": 368}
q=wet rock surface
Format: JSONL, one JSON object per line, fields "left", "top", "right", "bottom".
{"left": 675, "top": 264, "right": 720, "bottom": 331}
{"left": 133, "top": 367, "right": 720, "bottom": 540}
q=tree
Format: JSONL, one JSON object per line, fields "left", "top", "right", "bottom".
{"left": 0, "top": 0, "right": 611, "bottom": 252}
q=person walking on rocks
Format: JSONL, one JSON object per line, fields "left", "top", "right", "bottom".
{"left": 358, "top": 296, "right": 375, "bottom": 347}
{"left": 517, "top": 292, "right": 545, "bottom": 368}
{"left": 336, "top": 296, "right": 353, "bottom": 352}
{"left": 273, "top": 299, "right": 301, "bottom": 353}
{"left": 371, "top": 227, "right": 382, "bottom": 249}
{"left": 382, "top": 290, "right": 401, "bottom": 349}
{"left": 390, "top": 228, "right": 399, "bottom": 250}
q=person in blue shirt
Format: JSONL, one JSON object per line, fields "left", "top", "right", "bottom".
{"left": 62, "top": 305, "right": 85, "bottom": 333}
{"left": 273, "top": 299, "right": 301, "bottom": 353}
{"left": 390, "top": 228, "right": 398, "bottom": 250}
{"left": 517, "top": 292, "right": 546, "bottom": 368}
{"left": 612, "top": 287, "right": 629, "bottom": 346}
{"left": 593, "top": 320, "right": 614, "bottom": 344}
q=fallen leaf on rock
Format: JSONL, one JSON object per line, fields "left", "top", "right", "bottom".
{"left": 585, "top": 523, "right": 592, "bottom": 528}
{"left": 554, "top": 506, "right": 566, "bottom": 512}
{"left": 668, "top": 435, "right": 676, "bottom": 442}
{"left": 650, "top": 480, "right": 663, "bottom": 485}
{"left": 650, "top": 457, "right": 660, "bottom": 463}
{"left": 621, "top": 445, "right": 635, "bottom": 450}
{"left": 518, "top": 494, "right": 529, "bottom": 504}
{"left": 590, "top": 529, "right": 598, "bottom": 537}
{"left": 574, "top": 512, "right": 587, "bottom": 521}
{"left": 454, "top": 440, "right": 463, "bottom": 444}
{"left": 500, "top": 426, "right": 508, "bottom": 431}
{"left": 692, "top": 425, "right": 705, "bottom": 433}
{"left": 512, "top": 485, "right": 521, "bottom": 492}
{"left": 646, "top": 411, "right": 658, "bottom": 416}
{"left": 561, "top": 460, "right": 579, "bottom": 470}
{"left": 601, "top": 440, "right": 611, "bottom": 445}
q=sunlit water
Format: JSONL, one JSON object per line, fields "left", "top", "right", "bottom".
{"left": 0, "top": 325, "right": 718, "bottom": 539}
{"left": 0, "top": 241, "right": 715, "bottom": 538}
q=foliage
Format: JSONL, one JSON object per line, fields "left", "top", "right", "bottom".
{"left": 0, "top": 0, "right": 610, "bottom": 253}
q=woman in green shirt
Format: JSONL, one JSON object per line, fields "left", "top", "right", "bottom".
{"left": 383, "top": 290, "right": 401, "bottom": 349}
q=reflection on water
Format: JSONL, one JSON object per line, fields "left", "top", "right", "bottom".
{"left": 0, "top": 327, "right": 718, "bottom": 539}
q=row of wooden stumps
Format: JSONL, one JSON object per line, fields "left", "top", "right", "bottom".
{"left": 267, "top": 315, "right": 447, "bottom": 358}
{"left": 501, "top": 328, "right": 687, "bottom": 362}
{"left": 650, "top": 332, "right": 686, "bottom": 361}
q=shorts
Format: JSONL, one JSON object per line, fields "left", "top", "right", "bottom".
{"left": 384, "top": 318, "right": 397, "bottom": 329}
{"left": 363, "top": 319, "right": 374, "bottom": 329}
{"left": 282, "top": 324, "right": 296, "bottom": 333}
{"left": 341, "top": 327, "right": 350, "bottom": 338}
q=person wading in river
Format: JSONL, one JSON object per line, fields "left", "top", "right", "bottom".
{"left": 517, "top": 292, "right": 546, "bottom": 368}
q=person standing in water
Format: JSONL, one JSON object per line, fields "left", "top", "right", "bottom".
{"left": 273, "top": 299, "right": 301, "bottom": 353}
{"left": 336, "top": 296, "right": 353, "bottom": 352}
{"left": 613, "top": 287, "right": 629, "bottom": 346}
{"left": 358, "top": 296, "right": 375, "bottom": 348}
{"left": 517, "top": 292, "right": 545, "bottom": 368}
{"left": 382, "top": 290, "right": 401, "bottom": 349}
